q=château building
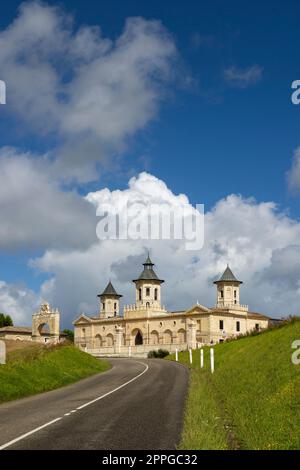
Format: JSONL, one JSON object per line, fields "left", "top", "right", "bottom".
{"left": 73, "top": 254, "right": 269, "bottom": 357}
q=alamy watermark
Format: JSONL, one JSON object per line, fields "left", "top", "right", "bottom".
{"left": 291, "top": 340, "right": 300, "bottom": 365}
{"left": 95, "top": 202, "right": 204, "bottom": 250}
{"left": 0, "top": 80, "right": 6, "bottom": 104}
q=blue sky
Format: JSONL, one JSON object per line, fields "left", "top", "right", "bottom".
{"left": 1, "top": 1, "right": 299, "bottom": 210}
{"left": 0, "top": 0, "right": 300, "bottom": 325}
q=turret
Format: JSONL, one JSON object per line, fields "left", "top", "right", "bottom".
{"left": 214, "top": 265, "right": 243, "bottom": 308}
{"left": 132, "top": 253, "right": 164, "bottom": 309}
{"left": 97, "top": 281, "right": 122, "bottom": 318}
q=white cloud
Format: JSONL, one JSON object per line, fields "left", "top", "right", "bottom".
{"left": 0, "top": 2, "right": 178, "bottom": 181}
{"left": 0, "top": 147, "right": 97, "bottom": 251}
{"left": 224, "top": 65, "right": 263, "bottom": 88}
{"left": 287, "top": 146, "right": 300, "bottom": 191}
{"left": 27, "top": 172, "right": 300, "bottom": 328}
{"left": 0, "top": 280, "right": 39, "bottom": 325}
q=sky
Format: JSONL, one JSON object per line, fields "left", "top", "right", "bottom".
{"left": 0, "top": 0, "right": 300, "bottom": 327}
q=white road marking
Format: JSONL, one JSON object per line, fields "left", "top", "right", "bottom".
{"left": 0, "top": 418, "right": 62, "bottom": 450}
{"left": 76, "top": 361, "right": 149, "bottom": 410}
{"left": 0, "top": 361, "right": 149, "bottom": 450}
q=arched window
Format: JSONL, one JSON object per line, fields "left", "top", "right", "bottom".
{"left": 139, "top": 288, "right": 142, "bottom": 301}
{"left": 146, "top": 287, "right": 150, "bottom": 296}
{"left": 102, "top": 302, "right": 105, "bottom": 310}
{"left": 154, "top": 288, "right": 158, "bottom": 300}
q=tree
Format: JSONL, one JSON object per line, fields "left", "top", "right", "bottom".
{"left": 62, "top": 329, "right": 74, "bottom": 342}
{"left": 0, "top": 313, "right": 13, "bottom": 328}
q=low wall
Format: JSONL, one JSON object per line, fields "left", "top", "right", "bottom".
{"left": 83, "top": 343, "right": 188, "bottom": 358}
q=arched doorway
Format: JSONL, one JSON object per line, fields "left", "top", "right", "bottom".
{"left": 95, "top": 334, "right": 102, "bottom": 348}
{"left": 106, "top": 333, "right": 114, "bottom": 347}
{"left": 135, "top": 330, "right": 143, "bottom": 345}
{"left": 163, "top": 329, "right": 173, "bottom": 344}
{"left": 150, "top": 330, "right": 159, "bottom": 345}
{"left": 38, "top": 323, "right": 50, "bottom": 343}
{"left": 178, "top": 328, "right": 186, "bottom": 343}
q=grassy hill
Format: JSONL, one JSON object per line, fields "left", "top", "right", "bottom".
{"left": 0, "top": 342, "right": 110, "bottom": 404}
{"left": 168, "top": 318, "right": 300, "bottom": 450}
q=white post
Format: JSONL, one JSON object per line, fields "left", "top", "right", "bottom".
{"left": 0, "top": 340, "right": 6, "bottom": 365}
{"left": 175, "top": 348, "right": 178, "bottom": 362}
{"left": 210, "top": 347, "right": 214, "bottom": 373}
{"left": 189, "top": 348, "right": 193, "bottom": 365}
{"left": 128, "top": 346, "right": 131, "bottom": 357}
{"left": 200, "top": 348, "right": 204, "bottom": 368}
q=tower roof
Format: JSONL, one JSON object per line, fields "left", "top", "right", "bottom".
{"left": 97, "top": 280, "right": 122, "bottom": 298}
{"left": 213, "top": 265, "right": 243, "bottom": 284}
{"left": 133, "top": 253, "right": 164, "bottom": 283}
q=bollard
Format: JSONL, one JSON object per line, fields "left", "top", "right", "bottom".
{"left": 200, "top": 348, "right": 204, "bottom": 368}
{"left": 0, "top": 340, "right": 6, "bottom": 365}
{"left": 189, "top": 348, "right": 193, "bottom": 365}
{"left": 175, "top": 348, "right": 178, "bottom": 362}
{"left": 210, "top": 347, "right": 214, "bottom": 373}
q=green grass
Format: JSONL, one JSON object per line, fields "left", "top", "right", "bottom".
{"left": 168, "top": 318, "right": 300, "bottom": 450}
{"left": 0, "top": 343, "right": 110, "bottom": 404}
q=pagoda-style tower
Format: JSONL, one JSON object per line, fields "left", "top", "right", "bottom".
{"left": 97, "top": 281, "right": 122, "bottom": 318}
{"left": 132, "top": 254, "right": 164, "bottom": 309}
{"left": 214, "top": 265, "right": 243, "bottom": 308}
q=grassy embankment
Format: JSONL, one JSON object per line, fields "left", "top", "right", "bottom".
{"left": 168, "top": 318, "right": 300, "bottom": 450}
{"left": 0, "top": 341, "right": 110, "bottom": 404}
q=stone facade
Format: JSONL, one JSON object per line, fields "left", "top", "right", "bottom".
{"left": 73, "top": 257, "right": 269, "bottom": 357}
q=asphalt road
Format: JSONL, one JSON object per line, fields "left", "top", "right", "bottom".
{"left": 0, "top": 358, "right": 189, "bottom": 450}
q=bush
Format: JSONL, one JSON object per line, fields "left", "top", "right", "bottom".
{"left": 148, "top": 349, "right": 170, "bottom": 358}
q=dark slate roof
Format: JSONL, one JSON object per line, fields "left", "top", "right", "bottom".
{"left": 98, "top": 281, "right": 122, "bottom": 298}
{"left": 213, "top": 265, "right": 243, "bottom": 284}
{"left": 133, "top": 254, "right": 164, "bottom": 283}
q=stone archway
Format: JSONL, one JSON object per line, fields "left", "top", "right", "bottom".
{"left": 32, "top": 303, "right": 60, "bottom": 344}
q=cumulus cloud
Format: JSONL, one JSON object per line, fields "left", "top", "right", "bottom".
{"left": 0, "top": 280, "right": 39, "bottom": 325}
{"left": 224, "top": 65, "right": 263, "bottom": 88}
{"left": 0, "top": 147, "right": 97, "bottom": 251}
{"left": 25, "top": 172, "right": 300, "bottom": 328}
{"left": 287, "top": 146, "right": 300, "bottom": 191}
{"left": 0, "top": 1, "right": 178, "bottom": 181}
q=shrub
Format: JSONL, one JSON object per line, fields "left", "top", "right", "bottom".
{"left": 148, "top": 349, "right": 169, "bottom": 358}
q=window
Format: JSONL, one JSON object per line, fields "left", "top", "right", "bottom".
{"left": 154, "top": 288, "right": 158, "bottom": 300}
{"left": 146, "top": 287, "right": 150, "bottom": 296}
{"left": 102, "top": 302, "right": 105, "bottom": 310}
{"left": 219, "top": 320, "right": 224, "bottom": 330}
{"left": 139, "top": 288, "right": 142, "bottom": 301}
{"left": 255, "top": 323, "right": 260, "bottom": 331}
{"left": 220, "top": 290, "right": 224, "bottom": 298}
{"left": 114, "top": 303, "right": 117, "bottom": 310}
{"left": 236, "top": 321, "right": 240, "bottom": 332}
{"left": 234, "top": 290, "right": 237, "bottom": 298}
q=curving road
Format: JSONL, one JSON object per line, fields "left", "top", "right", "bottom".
{"left": 0, "top": 358, "right": 189, "bottom": 450}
